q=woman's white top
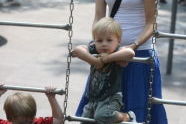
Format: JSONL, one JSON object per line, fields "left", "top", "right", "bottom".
{"left": 105, "top": 0, "right": 152, "bottom": 50}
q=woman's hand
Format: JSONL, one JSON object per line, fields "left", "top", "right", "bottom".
{"left": 0, "top": 83, "right": 7, "bottom": 96}
{"left": 125, "top": 43, "right": 138, "bottom": 50}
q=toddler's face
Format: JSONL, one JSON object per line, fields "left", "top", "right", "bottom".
{"left": 95, "top": 33, "right": 120, "bottom": 54}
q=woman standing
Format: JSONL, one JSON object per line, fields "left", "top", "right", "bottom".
{"left": 76, "top": 0, "right": 168, "bottom": 123}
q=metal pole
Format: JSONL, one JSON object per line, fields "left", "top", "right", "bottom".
{"left": 166, "top": 0, "right": 178, "bottom": 75}
{"left": 131, "top": 57, "right": 152, "bottom": 64}
{"left": 152, "top": 97, "right": 186, "bottom": 106}
{"left": 0, "top": 21, "right": 71, "bottom": 30}
{"left": 92, "top": 54, "right": 152, "bottom": 64}
{"left": 0, "top": 85, "right": 65, "bottom": 95}
{"left": 156, "top": 31, "right": 186, "bottom": 40}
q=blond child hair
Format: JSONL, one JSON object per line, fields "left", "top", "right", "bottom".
{"left": 92, "top": 17, "right": 122, "bottom": 41}
{"left": 3, "top": 92, "right": 36, "bottom": 121}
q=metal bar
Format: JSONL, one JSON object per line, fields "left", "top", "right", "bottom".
{"left": 166, "top": 0, "right": 178, "bottom": 75}
{"left": 166, "top": 0, "right": 177, "bottom": 75}
{"left": 66, "top": 116, "right": 144, "bottom": 124}
{"left": 0, "top": 85, "right": 65, "bottom": 95}
{"left": 66, "top": 116, "right": 96, "bottom": 123}
{"left": 130, "top": 57, "right": 152, "bottom": 64}
{"left": 152, "top": 97, "right": 186, "bottom": 106}
{"left": 91, "top": 53, "right": 152, "bottom": 64}
{"left": 166, "top": 0, "right": 179, "bottom": 75}
{"left": 156, "top": 31, "right": 186, "bottom": 40}
{"left": 0, "top": 21, "right": 71, "bottom": 31}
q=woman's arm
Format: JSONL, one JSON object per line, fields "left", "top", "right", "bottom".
{"left": 45, "top": 87, "right": 64, "bottom": 124}
{"left": 101, "top": 47, "right": 135, "bottom": 64}
{"left": 93, "top": 0, "right": 107, "bottom": 26}
{"left": 128, "top": 0, "right": 155, "bottom": 50}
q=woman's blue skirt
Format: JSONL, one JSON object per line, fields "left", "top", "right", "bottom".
{"left": 75, "top": 50, "right": 168, "bottom": 124}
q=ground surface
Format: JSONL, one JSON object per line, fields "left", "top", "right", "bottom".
{"left": 0, "top": 0, "right": 186, "bottom": 124}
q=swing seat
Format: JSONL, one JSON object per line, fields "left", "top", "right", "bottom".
{"left": 114, "top": 122, "right": 144, "bottom": 124}
{"left": 66, "top": 115, "right": 144, "bottom": 124}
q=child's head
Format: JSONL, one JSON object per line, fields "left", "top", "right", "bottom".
{"left": 92, "top": 17, "right": 122, "bottom": 54}
{"left": 4, "top": 92, "right": 37, "bottom": 122}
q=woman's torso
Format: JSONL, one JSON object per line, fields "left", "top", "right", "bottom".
{"left": 105, "top": 0, "right": 151, "bottom": 50}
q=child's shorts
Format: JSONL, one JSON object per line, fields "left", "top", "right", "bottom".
{"left": 81, "top": 92, "right": 123, "bottom": 124}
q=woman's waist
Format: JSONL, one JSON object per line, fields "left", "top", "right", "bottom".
{"left": 121, "top": 35, "right": 152, "bottom": 50}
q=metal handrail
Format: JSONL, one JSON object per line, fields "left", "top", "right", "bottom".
{"left": 0, "top": 85, "right": 65, "bottom": 95}
{"left": 131, "top": 57, "right": 152, "bottom": 64}
{"left": 156, "top": 31, "right": 186, "bottom": 40}
{"left": 91, "top": 53, "right": 152, "bottom": 64}
{"left": 152, "top": 97, "right": 186, "bottom": 106}
{"left": 0, "top": 21, "right": 71, "bottom": 30}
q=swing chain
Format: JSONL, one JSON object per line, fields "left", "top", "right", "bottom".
{"left": 63, "top": 0, "right": 74, "bottom": 123}
{"left": 146, "top": 0, "right": 158, "bottom": 123}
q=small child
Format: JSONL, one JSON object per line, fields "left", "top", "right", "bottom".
{"left": 0, "top": 84, "right": 64, "bottom": 124}
{"left": 72, "top": 17, "right": 136, "bottom": 124}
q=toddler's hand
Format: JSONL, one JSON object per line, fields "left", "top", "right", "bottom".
{"left": 99, "top": 53, "right": 109, "bottom": 58}
{"left": 45, "top": 86, "right": 56, "bottom": 98}
{"left": 94, "top": 53, "right": 109, "bottom": 69}
{"left": 94, "top": 57, "right": 104, "bottom": 69}
{"left": 71, "top": 50, "right": 77, "bottom": 57}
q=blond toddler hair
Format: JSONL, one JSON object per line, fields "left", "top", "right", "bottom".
{"left": 4, "top": 92, "right": 37, "bottom": 121}
{"left": 92, "top": 17, "right": 122, "bottom": 41}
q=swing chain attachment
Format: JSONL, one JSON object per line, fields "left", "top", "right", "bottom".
{"left": 63, "top": 0, "right": 74, "bottom": 124}
{"left": 146, "top": 0, "right": 158, "bottom": 123}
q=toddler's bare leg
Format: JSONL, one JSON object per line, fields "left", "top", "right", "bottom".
{"left": 114, "top": 111, "right": 130, "bottom": 122}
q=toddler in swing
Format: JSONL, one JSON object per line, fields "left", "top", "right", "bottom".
{"left": 0, "top": 84, "right": 64, "bottom": 124}
{"left": 72, "top": 17, "right": 136, "bottom": 124}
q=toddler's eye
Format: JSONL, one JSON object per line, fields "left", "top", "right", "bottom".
{"left": 107, "top": 39, "right": 113, "bottom": 42}
{"left": 96, "top": 39, "right": 103, "bottom": 42}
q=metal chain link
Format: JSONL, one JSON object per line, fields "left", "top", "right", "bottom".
{"left": 63, "top": 0, "right": 74, "bottom": 123}
{"left": 146, "top": 0, "right": 158, "bottom": 123}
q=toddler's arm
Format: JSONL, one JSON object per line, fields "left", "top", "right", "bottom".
{"left": 72, "top": 45, "right": 103, "bottom": 69}
{"left": 101, "top": 47, "right": 135, "bottom": 64}
{"left": 45, "top": 87, "right": 64, "bottom": 124}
